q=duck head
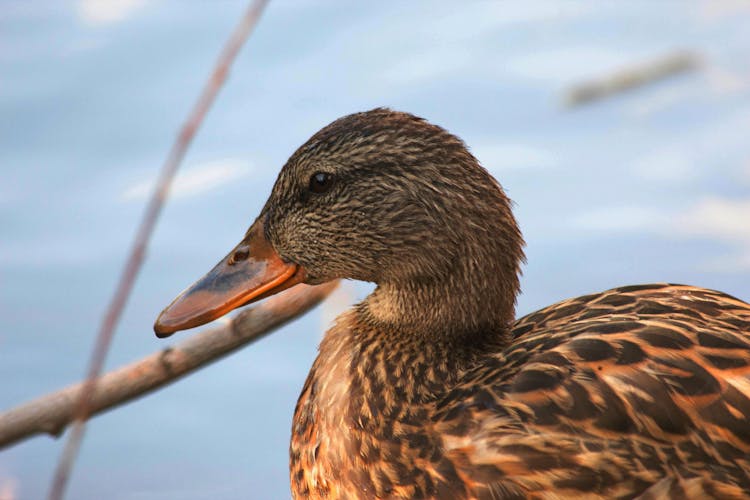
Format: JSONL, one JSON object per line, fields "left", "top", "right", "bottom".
{"left": 155, "top": 108, "right": 524, "bottom": 338}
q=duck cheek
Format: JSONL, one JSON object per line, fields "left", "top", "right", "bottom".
{"left": 298, "top": 260, "right": 348, "bottom": 285}
{"left": 302, "top": 273, "right": 330, "bottom": 286}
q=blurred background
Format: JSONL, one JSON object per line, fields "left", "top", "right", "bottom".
{"left": 2, "top": 1, "right": 750, "bottom": 498}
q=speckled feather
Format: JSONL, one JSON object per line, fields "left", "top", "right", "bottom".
{"left": 290, "top": 284, "right": 750, "bottom": 499}
{"left": 249, "top": 109, "right": 750, "bottom": 499}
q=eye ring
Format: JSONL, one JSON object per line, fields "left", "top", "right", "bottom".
{"left": 309, "top": 171, "right": 334, "bottom": 194}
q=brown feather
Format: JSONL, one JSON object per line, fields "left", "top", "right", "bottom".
{"left": 243, "top": 109, "right": 750, "bottom": 499}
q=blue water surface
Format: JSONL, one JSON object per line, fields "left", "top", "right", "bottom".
{"left": 2, "top": 2, "right": 750, "bottom": 499}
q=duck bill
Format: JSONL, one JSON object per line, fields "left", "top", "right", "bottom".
{"left": 153, "top": 221, "right": 305, "bottom": 338}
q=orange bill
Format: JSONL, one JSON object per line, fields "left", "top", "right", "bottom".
{"left": 153, "top": 221, "right": 305, "bottom": 338}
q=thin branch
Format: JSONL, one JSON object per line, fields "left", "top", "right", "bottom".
{"left": 48, "top": 1, "right": 270, "bottom": 498}
{"left": 563, "top": 51, "right": 701, "bottom": 108}
{"left": 0, "top": 282, "right": 337, "bottom": 452}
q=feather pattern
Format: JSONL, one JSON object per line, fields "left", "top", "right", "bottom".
{"left": 154, "top": 108, "right": 750, "bottom": 499}
{"left": 291, "top": 283, "right": 750, "bottom": 499}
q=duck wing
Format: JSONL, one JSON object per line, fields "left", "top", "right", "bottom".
{"left": 433, "top": 284, "right": 750, "bottom": 499}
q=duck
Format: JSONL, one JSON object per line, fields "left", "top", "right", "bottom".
{"left": 154, "top": 108, "right": 750, "bottom": 499}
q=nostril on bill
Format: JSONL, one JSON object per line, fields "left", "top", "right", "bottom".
{"left": 229, "top": 246, "right": 250, "bottom": 265}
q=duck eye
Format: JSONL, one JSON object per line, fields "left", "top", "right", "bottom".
{"left": 309, "top": 171, "right": 334, "bottom": 194}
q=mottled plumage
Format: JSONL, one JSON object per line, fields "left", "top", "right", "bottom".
{"left": 291, "top": 284, "right": 750, "bottom": 499}
{"left": 155, "top": 109, "right": 750, "bottom": 499}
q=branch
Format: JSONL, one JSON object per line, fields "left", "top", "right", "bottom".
{"left": 0, "top": 281, "right": 337, "bottom": 451}
{"left": 563, "top": 51, "right": 701, "bottom": 108}
{"left": 49, "top": 1, "right": 270, "bottom": 498}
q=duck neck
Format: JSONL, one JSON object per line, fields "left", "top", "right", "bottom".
{"left": 365, "top": 242, "right": 521, "bottom": 346}
{"left": 289, "top": 247, "right": 522, "bottom": 495}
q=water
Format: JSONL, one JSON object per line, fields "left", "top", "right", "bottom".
{"left": 2, "top": 2, "right": 750, "bottom": 498}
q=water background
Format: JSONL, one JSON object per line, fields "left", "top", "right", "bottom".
{"left": 2, "top": 2, "right": 750, "bottom": 498}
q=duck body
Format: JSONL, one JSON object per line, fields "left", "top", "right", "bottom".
{"left": 291, "top": 283, "right": 750, "bottom": 499}
{"left": 153, "top": 109, "right": 750, "bottom": 499}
